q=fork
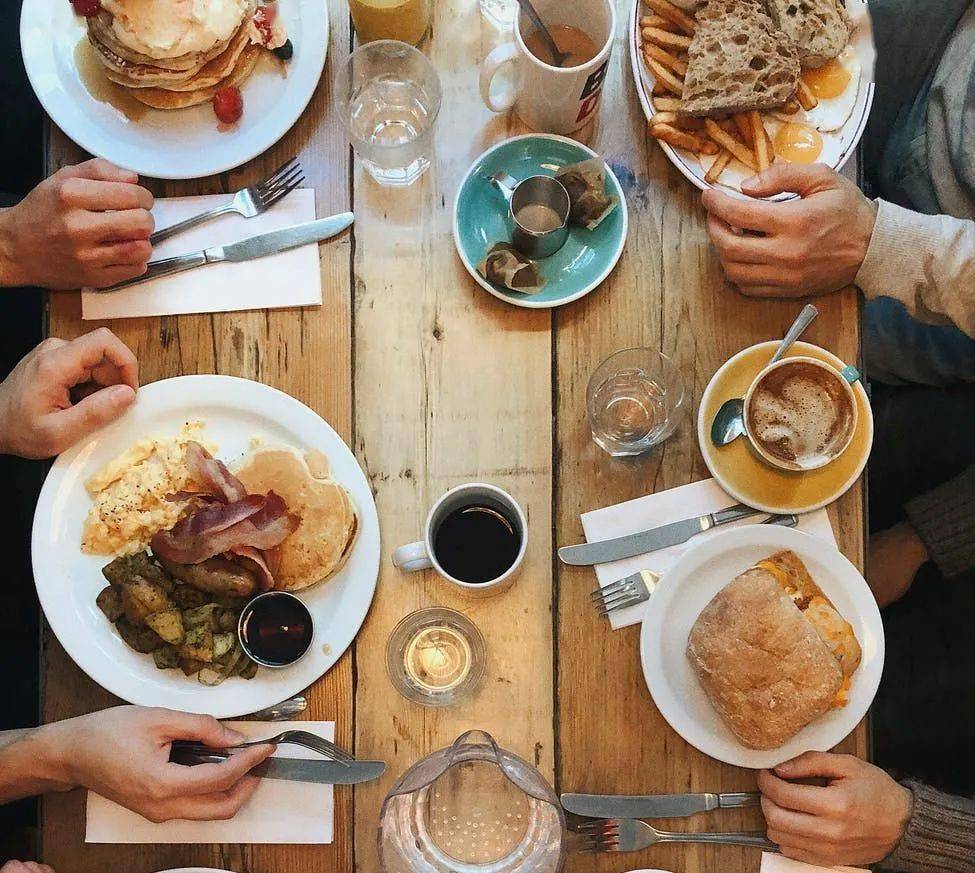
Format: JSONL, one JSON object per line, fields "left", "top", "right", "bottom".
{"left": 172, "top": 729, "right": 353, "bottom": 766}
{"left": 149, "top": 157, "right": 305, "bottom": 246}
{"left": 577, "top": 818, "right": 778, "bottom": 853}
{"left": 590, "top": 514, "right": 801, "bottom": 618}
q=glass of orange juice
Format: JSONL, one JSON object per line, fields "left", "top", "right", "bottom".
{"left": 347, "top": 0, "right": 431, "bottom": 46}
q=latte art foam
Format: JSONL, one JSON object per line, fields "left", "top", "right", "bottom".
{"left": 747, "top": 361, "right": 855, "bottom": 468}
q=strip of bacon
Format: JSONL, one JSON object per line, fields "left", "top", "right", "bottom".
{"left": 229, "top": 546, "right": 276, "bottom": 592}
{"left": 184, "top": 442, "right": 248, "bottom": 503}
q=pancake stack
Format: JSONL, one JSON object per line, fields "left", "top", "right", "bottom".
{"left": 86, "top": 0, "right": 283, "bottom": 110}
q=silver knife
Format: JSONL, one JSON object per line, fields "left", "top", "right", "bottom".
{"left": 558, "top": 504, "right": 762, "bottom": 566}
{"left": 103, "top": 212, "right": 355, "bottom": 291}
{"left": 170, "top": 749, "right": 385, "bottom": 785}
{"left": 561, "top": 791, "right": 760, "bottom": 819}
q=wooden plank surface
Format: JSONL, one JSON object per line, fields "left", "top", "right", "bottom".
{"left": 40, "top": 0, "right": 867, "bottom": 871}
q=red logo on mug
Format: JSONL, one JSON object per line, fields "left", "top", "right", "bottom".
{"left": 577, "top": 60, "right": 609, "bottom": 122}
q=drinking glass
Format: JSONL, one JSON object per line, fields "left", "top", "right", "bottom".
{"left": 335, "top": 40, "right": 442, "bottom": 187}
{"left": 587, "top": 348, "right": 686, "bottom": 456}
{"left": 480, "top": 0, "right": 518, "bottom": 27}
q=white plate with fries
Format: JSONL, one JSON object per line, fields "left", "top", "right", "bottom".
{"left": 630, "top": 0, "right": 876, "bottom": 197}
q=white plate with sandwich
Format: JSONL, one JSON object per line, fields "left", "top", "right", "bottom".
{"left": 32, "top": 376, "right": 380, "bottom": 718}
{"left": 21, "top": 0, "right": 327, "bottom": 180}
{"left": 640, "top": 524, "right": 883, "bottom": 769}
{"left": 630, "top": 0, "right": 876, "bottom": 195}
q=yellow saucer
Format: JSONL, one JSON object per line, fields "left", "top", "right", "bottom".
{"left": 697, "top": 341, "right": 874, "bottom": 515}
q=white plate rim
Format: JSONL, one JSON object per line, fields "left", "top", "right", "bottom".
{"left": 20, "top": 0, "right": 328, "bottom": 180}
{"left": 697, "top": 340, "right": 874, "bottom": 516}
{"left": 452, "top": 133, "right": 629, "bottom": 310}
{"left": 31, "top": 375, "right": 380, "bottom": 718}
{"left": 639, "top": 524, "right": 884, "bottom": 769}
{"left": 628, "top": 0, "right": 876, "bottom": 198}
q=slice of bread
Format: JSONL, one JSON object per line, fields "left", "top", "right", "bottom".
{"left": 680, "top": 0, "right": 800, "bottom": 118}
{"left": 763, "top": 0, "right": 853, "bottom": 68}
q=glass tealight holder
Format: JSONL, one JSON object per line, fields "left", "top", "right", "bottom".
{"left": 386, "top": 607, "right": 486, "bottom": 706}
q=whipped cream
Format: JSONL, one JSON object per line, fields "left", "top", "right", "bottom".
{"left": 100, "top": 0, "right": 249, "bottom": 60}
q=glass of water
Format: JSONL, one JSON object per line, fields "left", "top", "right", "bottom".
{"left": 480, "top": 0, "right": 518, "bottom": 27}
{"left": 587, "top": 348, "right": 686, "bottom": 457}
{"left": 335, "top": 40, "right": 442, "bottom": 187}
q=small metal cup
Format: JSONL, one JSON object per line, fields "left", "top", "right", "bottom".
{"left": 491, "top": 172, "right": 570, "bottom": 259}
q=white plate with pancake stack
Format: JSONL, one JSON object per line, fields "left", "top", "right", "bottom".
{"left": 629, "top": 0, "right": 876, "bottom": 195}
{"left": 21, "top": 0, "right": 327, "bottom": 179}
{"left": 32, "top": 376, "right": 380, "bottom": 719}
{"left": 640, "top": 524, "right": 884, "bottom": 769}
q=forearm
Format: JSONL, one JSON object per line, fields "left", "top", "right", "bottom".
{"left": 905, "top": 465, "right": 975, "bottom": 579}
{"left": 885, "top": 781, "right": 975, "bottom": 873}
{"left": 855, "top": 200, "right": 975, "bottom": 337}
{"left": 0, "top": 208, "right": 28, "bottom": 288}
{"left": 0, "top": 725, "right": 74, "bottom": 804}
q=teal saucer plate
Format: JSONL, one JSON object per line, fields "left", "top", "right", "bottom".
{"left": 453, "top": 134, "right": 628, "bottom": 309}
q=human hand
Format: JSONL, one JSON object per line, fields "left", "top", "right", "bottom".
{"left": 37, "top": 706, "right": 274, "bottom": 824}
{"left": 0, "top": 328, "right": 138, "bottom": 458}
{"left": 867, "top": 522, "right": 929, "bottom": 609}
{"left": 759, "top": 752, "right": 913, "bottom": 867}
{"left": 0, "top": 863, "right": 56, "bottom": 873}
{"left": 702, "top": 163, "right": 877, "bottom": 297}
{"left": 0, "top": 159, "right": 153, "bottom": 290}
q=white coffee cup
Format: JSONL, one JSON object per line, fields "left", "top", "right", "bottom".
{"left": 392, "top": 483, "right": 528, "bottom": 597}
{"left": 479, "top": 0, "right": 616, "bottom": 135}
{"left": 743, "top": 356, "right": 860, "bottom": 472}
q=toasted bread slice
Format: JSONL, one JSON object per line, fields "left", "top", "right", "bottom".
{"left": 680, "top": 0, "right": 800, "bottom": 118}
{"left": 763, "top": 0, "right": 853, "bottom": 68}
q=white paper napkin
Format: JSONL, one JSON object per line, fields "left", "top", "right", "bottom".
{"left": 86, "top": 720, "right": 334, "bottom": 844}
{"left": 580, "top": 478, "right": 837, "bottom": 630}
{"left": 761, "top": 852, "right": 866, "bottom": 873}
{"left": 82, "top": 188, "right": 322, "bottom": 320}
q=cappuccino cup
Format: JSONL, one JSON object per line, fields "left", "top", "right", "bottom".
{"left": 743, "top": 356, "right": 860, "bottom": 472}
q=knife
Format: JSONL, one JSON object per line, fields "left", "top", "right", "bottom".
{"left": 170, "top": 748, "right": 385, "bottom": 785}
{"left": 561, "top": 791, "right": 761, "bottom": 819}
{"left": 103, "top": 212, "right": 355, "bottom": 291}
{"left": 558, "top": 504, "right": 762, "bottom": 566}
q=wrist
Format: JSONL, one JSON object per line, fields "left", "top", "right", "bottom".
{"left": 28, "top": 722, "right": 77, "bottom": 791}
{"left": 0, "top": 209, "right": 29, "bottom": 288}
{"left": 898, "top": 521, "right": 930, "bottom": 572}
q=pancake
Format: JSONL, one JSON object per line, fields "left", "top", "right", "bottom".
{"left": 233, "top": 446, "right": 358, "bottom": 592}
{"left": 127, "top": 41, "right": 262, "bottom": 108}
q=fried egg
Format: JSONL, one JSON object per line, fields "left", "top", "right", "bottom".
{"left": 776, "top": 46, "right": 862, "bottom": 134}
{"left": 772, "top": 122, "right": 824, "bottom": 164}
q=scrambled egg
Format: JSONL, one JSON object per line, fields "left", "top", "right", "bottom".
{"left": 82, "top": 423, "right": 210, "bottom": 557}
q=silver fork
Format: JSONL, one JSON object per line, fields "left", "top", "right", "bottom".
{"left": 149, "top": 157, "right": 305, "bottom": 246}
{"left": 578, "top": 818, "right": 778, "bottom": 853}
{"left": 243, "top": 695, "right": 308, "bottom": 721}
{"left": 173, "top": 729, "right": 353, "bottom": 766}
{"left": 590, "top": 514, "right": 801, "bottom": 618}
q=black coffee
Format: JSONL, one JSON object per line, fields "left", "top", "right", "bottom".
{"left": 433, "top": 504, "right": 521, "bottom": 584}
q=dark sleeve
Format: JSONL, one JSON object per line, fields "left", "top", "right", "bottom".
{"left": 905, "top": 465, "right": 975, "bottom": 579}
{"left": 885, "top": 780, "right": 975, "bottom": 872}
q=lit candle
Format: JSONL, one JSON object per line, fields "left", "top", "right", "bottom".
{"left": 404, "top": 625, "right": 473, "bottom": 693}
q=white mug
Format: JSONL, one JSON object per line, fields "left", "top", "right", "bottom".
{"left": 392, "top": 483, "right": 527, "bottom": 597}
{"left": 479, "top": 0, "right": 616, "bottom": 135}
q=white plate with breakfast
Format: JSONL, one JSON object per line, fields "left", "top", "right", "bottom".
{"left": 21, "top": 0, "right": 327, "bottom": 180}
{"left": 32, "top": 376, "right": 380, "bottom": 718}
{"left": 629, "top": 0, "right": 875, "bottom": 195}
{"left": 640, "top": 524, "right": 883, "bottom": 769}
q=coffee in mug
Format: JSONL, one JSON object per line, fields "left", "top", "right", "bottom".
{"left": 392, "top": 483, "right": 528, "bottom": 596}
{"left": 744, "top": 357, "right": 859, "bottom": 471}
{"left": 523, "top": 25, "right": 599, "bottom": 68}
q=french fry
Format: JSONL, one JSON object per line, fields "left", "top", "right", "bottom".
{"left": 732, "top": 112, "right": 754, "bottom": 147}
{"left": 700, "top": 138, "right": 719, "bottom": 155}
{"left": 644, "top": 42, "right": 689, "bottom": 76}
{"left": 704, "top": 119, "right": 758, "bottom": 171}
{"left": 646, "top": 0, "right": 697, "bottom": 35}
{"left": 652, "top": 96, "right": 683, "bottom": 112}
{"left": 645, "top": 56, "right": 685, "bottom": 95}
{"left": 797, "top": 80, "right": 819, "bottom": 111}
{"left": 718, "top": 118, "right": 737, "bottom": 135}
{"left": 650, "top": 122, "right": 706, "bottom": 153}
{"left": 650, "top": 110, "right": 679, "bottom": 127}
{"left": 749, "top": 111, "right": 771, "bottom": 172}
{"left": 782, "top": 98, "right": 801, "bottom": 115}
{"left": 642, "top": 26, "right": 692, "bottom": 50}
{"left": 641, "top": 14, "right": 678, "bottom": 31}
{"left": 652, "top": 80, "right": 669, "bottom": 96}
{"left": 705, "top": 149, "right": 734, "bottom": 184}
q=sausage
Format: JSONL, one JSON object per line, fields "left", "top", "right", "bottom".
{"left": 158, "top": 556, "right": 258, "bottom": 599}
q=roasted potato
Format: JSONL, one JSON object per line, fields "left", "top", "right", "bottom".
{"left": 103, "top": 552, "right": 174, "bottom": 593}
{"left": 96, "top": 586, "right": 125, "bottom": 623}
{"left": 179, "top": 657, "right": 207, "bottom": 677}
{"left": 158, "top": 556, "right": 259, "bottom": 599}
{"left": 120, "top": 577, "right": 173, "bottom": 624}
{"left": 182, "top": 603, "right": 221, "bottom": 631}
{"left": 212, "top": 632, "right": 235, "bottom": 662}
{"left": 171, "top": 583, "right": 210, "bottom": 610}
{"left": 115, "top": 618, "right": 165, "bottom": 654}
{"left": 238, "top": 658, "right": 259, "bottom": 680}
{"left": 178, "top": 624, "right": 214, "bottom": 663}
{"left": 145, "top": 607, "right": 185, "bottom": 646}
{"left": 215, "top": 607, "right": 240, "bottom": 633}
{"left": 152, "top": 646, "right": 180, "bottom": 670}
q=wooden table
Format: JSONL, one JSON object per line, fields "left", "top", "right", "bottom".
{"left": 43, "top": 1, "right": 867, "bottom": 870}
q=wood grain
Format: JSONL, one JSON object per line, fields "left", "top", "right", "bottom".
{"left": 41, "top": 0, "right": 867, "bottom": 870}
